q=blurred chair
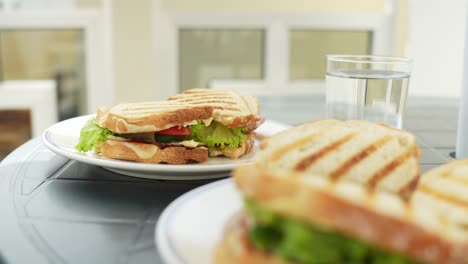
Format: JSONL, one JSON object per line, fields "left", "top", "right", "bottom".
{"left": 0, "top": 80, "right": 58, "bottom": 138}
{"left": 0, "top": 109, "right": 31, "bottom": 160}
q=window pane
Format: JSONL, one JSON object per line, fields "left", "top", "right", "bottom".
{"left": 179, "top": 29, "right": 264, "bottom": 91}
{"left": 0, "top": 29, "right": 86, "bottom": 120}
{"left": 290, "top": 30, "right": 372, "bottom": 80}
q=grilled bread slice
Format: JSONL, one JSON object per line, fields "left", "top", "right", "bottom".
{"left": 412, "top": 160, "right": 468, "bottom": 244}
{"left": 100, "top": 138, "right": 209, "bottom": 164}
{"left": 167, "top": 88, "right": 262, "bottom": 131}
{"left": 254, "top": 119, "right": 420, "bottom": 198}
{"left": 217, "top": 165, "right": 468, "bottom": 264}
{"left": 96, "top": 101, "right": 213, "bottom": 134}
{"left": 99, "top": 133, "right": 255, "bottom": 163}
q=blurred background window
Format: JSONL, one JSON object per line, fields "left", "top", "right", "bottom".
{"left": 178, "top": 28, "right": 373, "bottom": 92}
{"left": 0, "top": 0, "right": 105, "bottom": 161}
{"left": 0, "top": 0, "right": 74, "bottom": 10}
{"left": 290, "top": 30, "right": 372, "bottom": 80}
{"left": 0, "top": 29, "right": 87, "bottom": 120}
{"left": 0, "top": 29, "right": 86, "bottom": 159}
{"left": 179, "top": 29, "right": 264, "bottom": 91}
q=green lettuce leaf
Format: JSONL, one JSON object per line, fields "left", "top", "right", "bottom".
{"left": 189, "top": 121, "right": 247, "bottom": 148}
{"left": 75, "top": 118, "right": 115, "bottom": 152}
{"left": 245, "top": 199, "right": 418, "bottom": 264}
{"left": 74, "top": 119, "right": 247, "bottom": 152}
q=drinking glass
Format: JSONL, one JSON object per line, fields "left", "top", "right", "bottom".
{"left": 325, "top": 55, "right": 412, "bottom": 128}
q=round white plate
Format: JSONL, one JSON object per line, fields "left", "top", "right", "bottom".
{"left": 41, "top": 115, "right": 256, "bottom": 180}
{"left": 156, "top": 179, "right": 241, "bottom": 264}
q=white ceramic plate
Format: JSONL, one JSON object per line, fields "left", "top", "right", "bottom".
{"left": 41, "top": 115, "right": 258, "bottom": 180}
{"left": 156, "top": 179, "right": 241, "bottom": 264}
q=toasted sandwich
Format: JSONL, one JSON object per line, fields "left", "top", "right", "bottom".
{"left": 215, "top": 164, "right": 468, "bottom": 264}
{"left": 254, "top": 119, "right": 421, "bottom": 198}
{"left": 74, "top": 88, "right": 262, "bottom": 164}
{"left": 213, "top": 120, "right": 468, "bottom": 264}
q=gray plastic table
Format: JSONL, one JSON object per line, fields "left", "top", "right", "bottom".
{"left": 0, "top": 96, "right": 458, "bottom": 264}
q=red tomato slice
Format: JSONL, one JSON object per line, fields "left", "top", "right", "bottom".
{"left": 156, "top": 126, "right": 191, "bottom": 136}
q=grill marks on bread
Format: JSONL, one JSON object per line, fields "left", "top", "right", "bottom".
{"left": 417, "top": 160, "right": 468, "bottom": 210}
{"left": 330, "top": 135, "right": 394, "bottom": 181}
{"left": 368, "top": 149, "right": 417, "bottom": 189}
{"left": 97, "top": 88, "right": 262, "bottom": 134}
{"left": 270, "top": 131, "right": 325, "bottom": 162}
{"left": 411, "top": 160, "right": 468, "bottom": 243}
{"left": 418, "top": 184, "right": 468, "bottom": 208}
{"left": 171, "top": 96, "right": 241, "bottom": 112}
{"left": 168, "top": 88, "right": 260, "bottom": 128}
{"left": 397, "top": 175, "right": 420, "bottom": 199}
{"left": 295, "top": 133, "right": 357, "bottom": 171}
{"left": 113, "top": 101, "right": 199, "bottom": 116}
{"left": 255, "top": 120, "right": 420, "bottom": 196}
{"left": 97, "top": 103, "right": 213, "bottom": 134}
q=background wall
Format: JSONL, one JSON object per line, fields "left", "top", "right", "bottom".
{"left": 406, "top": 0, "right": 466, "bottom": 98}
{"left": 162, "top": 0, "right": 385, "bottom": 12}
{"left": 111, "top": 0, "right": 155, "bottom": 103}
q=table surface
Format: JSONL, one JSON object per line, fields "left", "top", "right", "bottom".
{"left": 0, "top": 95, "right": 459, "bottom": 264}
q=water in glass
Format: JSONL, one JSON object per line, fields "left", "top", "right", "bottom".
{"left": 326, "top": 69, "right": 410, "bottom": 128}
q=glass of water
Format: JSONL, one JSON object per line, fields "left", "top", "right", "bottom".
{"left": 325, "top": 55, "right": 412, "bottom": 128}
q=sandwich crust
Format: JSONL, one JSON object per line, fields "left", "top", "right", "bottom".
{"left": 100, "top": 139, "right": 209, "bottom": 164}
{"left": 167, "top": 88, "right": 262, "bottom": 130}
{"left": 230, "top": 165, "right": 468, "bottom": 264}
{"left": 96, "top": 102, "right": 213, "bottom": 134}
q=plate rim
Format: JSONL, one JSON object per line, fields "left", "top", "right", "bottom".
{"left": 41, "top": 115, "right": 254, "bottom": 176}
{"left": 155, "top": 178, "right": 233, "bottom": 264}
{"left": 102, "top": 167, "right": 230, "bottom": 180}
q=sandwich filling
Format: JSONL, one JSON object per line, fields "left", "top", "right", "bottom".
{"left": 245, "top": 199, "right": 418, "bottom": 264}
{"left": 75, "top": 118, "right": 248, "bottom": 152}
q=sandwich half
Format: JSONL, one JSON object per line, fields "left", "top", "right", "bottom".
{"left": 74, "top": 88, "right": 262, "bottom": 164}
{"left": 213, "top": 120, "right": 468, "bottom": 264}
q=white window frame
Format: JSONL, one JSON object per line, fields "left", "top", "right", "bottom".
{"left": 0, "top": 7, "right": 113, "bottom": 114}
{"left": 153, "top": 0, "right": 396, "bottom": 97}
